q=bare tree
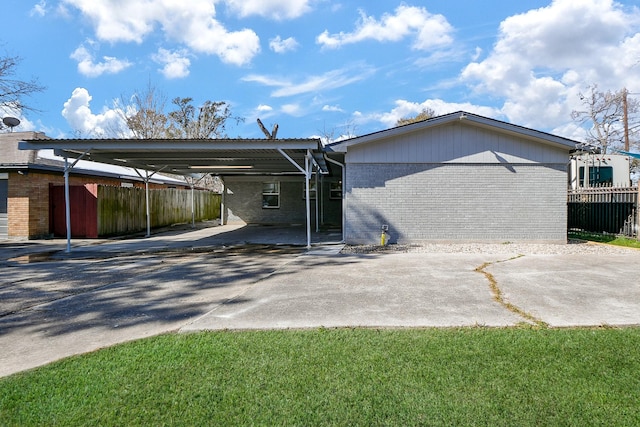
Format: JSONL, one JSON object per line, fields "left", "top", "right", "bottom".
{"left": 571, "top": 85, "right": 640, "bottom": 154}
{"left": 395, "top": 107, "right": 435, "bottom": 126}
{"left": 121, "top": 81, "right": 169, "bottom": 139}
{"left": 0, "top": 53, "right": 45, "bottom": 130}
{"left": 119, "top": 83, "right": 243, "bottom": 140}
{"left": 318, "top": 119, "right": 358, "bottom": 145}
{"left": 167, "top": 97, "right": 242, "bottom": 139}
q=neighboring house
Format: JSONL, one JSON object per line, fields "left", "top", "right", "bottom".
{"left": 326, "top": 111, "right": 577, "bottom": 244}
{"left": 0, "top": 131, "right": 189, "bottom": 240}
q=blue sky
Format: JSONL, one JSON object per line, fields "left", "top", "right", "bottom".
{"left": 2, "top": 0, "right": 640, "bottom": 142}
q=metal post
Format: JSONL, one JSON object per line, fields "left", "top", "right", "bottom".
{"left": 305, "top": 152, "right": 311, "bottom": 249}
{"left": 220, "top": 177, "right": 226, "bottom": 225}
{"left": 637, "top": 184, "right": 640, "bottom": 240}
{"left": 145, "top": 171, "right": 151, "bottom": 237}
{"left": 64, "top": 157, "right": 71, "bottom": 253}
{"left": 190, "top": 181, "right": 195, "bottom": 228}
{"left": 623, "top": 88, "right": 630, "bottom": 152}
{"left": 315, "top": 170, "right": 319, "bottom": 232}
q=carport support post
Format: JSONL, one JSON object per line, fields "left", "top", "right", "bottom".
{"left": 637, "top": 184, "right": 640, "bottom": 240}
{"left": 305, "top": 152, "right": 312, "bottom": 249}
{"left": 145, "top": 172, "right": 151, "bottom": 237}
{"left": 64, "top": 157, "right": 71, "bottom": 253}
{"left": 315, "top": 170, "right": 319, "bottom": 232}
{"left": 190, "top": 181, "right": 195, "bottom": 228}
{"left": 220, "top": 178, "right": 225, "bottom": 225}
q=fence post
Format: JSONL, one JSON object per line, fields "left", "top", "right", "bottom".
{"left": 637, "top": 184, "right": 640, "bottom": 240}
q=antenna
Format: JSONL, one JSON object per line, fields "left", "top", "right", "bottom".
{"left": 2, "top": 117, "right": 21, "bottom": 132}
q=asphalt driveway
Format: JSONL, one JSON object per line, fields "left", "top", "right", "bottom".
{"left": 1, "top": 224, "right": 639, "bottom": 377}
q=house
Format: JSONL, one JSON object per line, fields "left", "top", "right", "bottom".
{"left": 326, "top": 111, "right": 577, "bottom": 244}
{"left": 17, "top": 111, "right": 579, "bottom": 246}
{"left": 1, "top": 131, "right": 190, "bottom": 240}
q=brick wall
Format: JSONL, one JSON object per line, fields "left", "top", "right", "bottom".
{"left": 223, "top": 176, "right": 342, "bottom": 227}
{"left": 345, "top": 163, "right": 567, "bottom": 244}
{"left": 224, "top": 178, "right": 308, "bottom": 225}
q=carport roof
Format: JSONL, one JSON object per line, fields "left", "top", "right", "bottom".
{"left": 18, "top": 137, "right": 328, "bottom": 176}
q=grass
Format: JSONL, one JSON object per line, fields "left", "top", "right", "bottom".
{"left": 569, "top": 231, "right": 640, "bottom": 248}
{"left": 1, "top": 328, "right": 640, "bottom": 426}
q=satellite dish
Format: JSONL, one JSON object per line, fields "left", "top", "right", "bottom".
{"left": 2, "top": 117, "right": 20, "bottom": 131}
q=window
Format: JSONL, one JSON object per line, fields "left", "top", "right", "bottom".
{"left": 591, "top": 166, "right": 613, "bottom": 186}
{"left": 262, "top": 182, "right": 280, "bottom": 208}
{"left": 302, "top": 181, "right": 317, "bottom": 199}
{"left": 579, "top": 166, "right": 613, "bottom": 187}
{"left": 330, "top": 181, "right": 342, "bottom": 199}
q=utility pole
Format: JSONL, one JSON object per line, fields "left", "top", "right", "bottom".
{"left": 623, "top": 87, "right": 630, "bottom": 151}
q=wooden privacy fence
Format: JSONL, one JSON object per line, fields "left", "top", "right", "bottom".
{"left": 568, "top": 186, "right": 639, "bottom": 237}
{"left": 97, "top": 186, "right": 221, "bottom": 236}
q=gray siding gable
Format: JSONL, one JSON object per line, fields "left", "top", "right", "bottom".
{"left": 328, "top": 111, "right": 577, "bottom": 163}
{"left": 346, "top": 121, "right": 570, "bottom": 165}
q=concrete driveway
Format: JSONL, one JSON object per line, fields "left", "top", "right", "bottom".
{"left": 1, "top": 224, "right": 639, "bottom": 377}
{"left": 183, "top": 248, "right": 640, "bottom": 331}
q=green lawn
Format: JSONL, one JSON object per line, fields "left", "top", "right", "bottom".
{"left": 1, "top": 328, "right": 640, "bottom": 426}
{"left": 569, "top": 231, "right": 640, "bottom": 248}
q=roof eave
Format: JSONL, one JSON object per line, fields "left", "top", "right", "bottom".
{"left": 18, "top": 138, "right": 322, "bottom": 152}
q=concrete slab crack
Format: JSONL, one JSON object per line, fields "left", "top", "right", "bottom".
{"left": 475, "top": 255, "right": 548, "bottom": 328}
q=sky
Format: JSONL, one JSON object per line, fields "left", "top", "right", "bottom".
{"left": 2, "top": 0, "right": 640, "bottom": 143}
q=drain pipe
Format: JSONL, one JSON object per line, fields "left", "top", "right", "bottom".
{"left": 324, "top": 155, "right": 346, "bottom": 244}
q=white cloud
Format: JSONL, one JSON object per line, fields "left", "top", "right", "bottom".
{"left": 61, "top": 87, "right": 126, "bottom": 136}
{"left": 70, "top": 42, "right": 132, "bottom": 77}
{"left": 460, "top": 0, "right": 640, "bottom": 131}
{"left": 152, "top": 48, "right": 191, "bottom": 79}
{"left": 62, "top": 0, "right": 260, "bottom": 66}
{"left": 269, "top": 36, "right": 300, "bottom": 53}
{"left": 30, "top": 0, "right": 47, "bottom": 17}
{"left": 373, "top": 99, "right": 501, "bottom": 128}
{"left": 282, "top": 103, "right": 303, "bottom": 116}
{"left": 225, "top": 0, "right": 313, "bottom": 20}
{"left": 243, "top": 65, "right": 375, "bottom": 97}
{"left": 316, "top": 5, "right": 454, "bottom": 50}
{"left": 257, "top": 104, "right": 273, "bottom": 112}
{"left": 322, "top": 104, "right": 344, "bottom": 112}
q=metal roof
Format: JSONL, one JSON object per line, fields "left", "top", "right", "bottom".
{"left": 18, "top": 138, "right": 328, "bottom": 176}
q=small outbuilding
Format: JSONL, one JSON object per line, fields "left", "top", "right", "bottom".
{"left": 327, "top": 111, "right": 577, "bottom": 244}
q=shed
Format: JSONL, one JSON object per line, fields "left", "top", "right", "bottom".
{"left": 327, "top": 111, "right": 577, "bottom": 244}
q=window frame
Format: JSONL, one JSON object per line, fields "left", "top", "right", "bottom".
{"left": 262, "top": 182, "right": 280, "bottom": 209}
{"left": 302, "top": 181, "right": 317, "bottom": 200}
{"left": 330, "top": 181, "right": 342, "bottom": 200}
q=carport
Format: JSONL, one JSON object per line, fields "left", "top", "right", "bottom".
{"left": 18, "top": 138, "right": 328, "bottom": 251}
